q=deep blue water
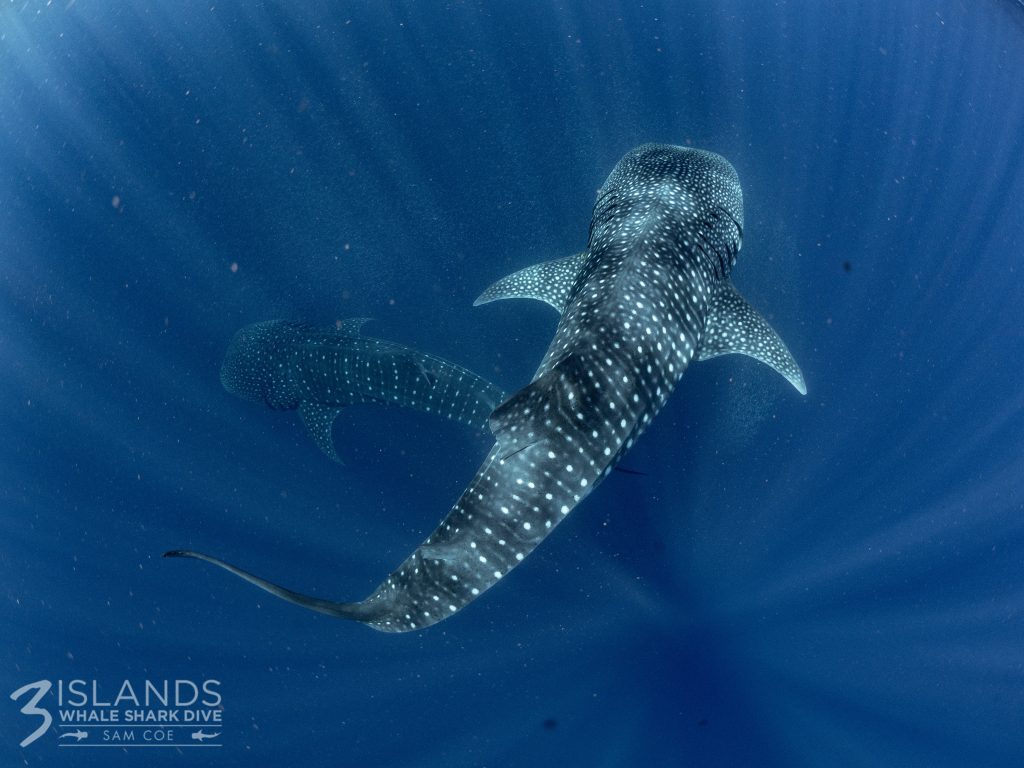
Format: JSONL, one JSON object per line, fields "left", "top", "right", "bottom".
{"left": 3, "top": 1, "right": 1024, "bottom": 765}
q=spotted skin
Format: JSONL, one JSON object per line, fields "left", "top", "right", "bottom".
{"left": 473, "top": 252, "right": 587, "bottom": 313}
{"left": 167, "top": 144, "right": 804, "bottom": 632}
{"left": 474, "top": 162, "right": 804, "bottom": 396}
{"left": 697, "top": 282, "right": 806, "bottom": 393}
{"left": 219, "top": 319, "right": 506, "bottom": 461}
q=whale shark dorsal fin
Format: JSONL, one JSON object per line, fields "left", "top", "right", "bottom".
{"left": 298, "top": 402, "right": 347, "bottom": 462}
{"left": 488, "top": 355, "right": 585, "bottom": 458}
{"left": 338, "top": 317, "right": 373, "bottom": 335}
{"left": 699, "top": 281, "right": 807, "bottom": 395}
{"left": 473, "top": 252, "right": 587, "bottom": 314}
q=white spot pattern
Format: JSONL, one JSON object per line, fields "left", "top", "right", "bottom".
{"left": 352, "top": 145, "right": 763, "bottom": 632}
{"left": 221, "top": 319, "right": 507, "bottom": 461}
{"left": 186, "top": 144, "right": 804, "bottom": 635}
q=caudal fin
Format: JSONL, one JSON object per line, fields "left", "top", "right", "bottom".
{"left": 162, "top": 550, "right": 386, "bottom": 627}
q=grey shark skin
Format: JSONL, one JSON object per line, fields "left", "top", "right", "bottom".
{"left": 218, "top": 318, "right": 507, "bottom": 461}
{"left": 167, "top": 144, "right": 804, "bottom": 632}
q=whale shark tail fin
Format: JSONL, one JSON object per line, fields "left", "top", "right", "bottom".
{"left": 699, "top": 281, "right": 807, "bottom": 395}
{"left": 163, "top": 550, "right": 386, "bottom": 625}
{"left": 488, "top": 355, "right": 587, "bottom": 459}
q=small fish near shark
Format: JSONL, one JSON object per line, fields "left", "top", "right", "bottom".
{"left": 218, "top": 318, "right": 507, "bottom": 462}
{"left": 167, "top": 143, "right": 805, "bottom": 632}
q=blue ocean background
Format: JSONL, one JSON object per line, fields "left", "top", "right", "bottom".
{"left": 3, "top": 1, "right": 1024, "bottom": 765}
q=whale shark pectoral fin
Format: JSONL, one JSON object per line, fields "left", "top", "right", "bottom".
{"left": 488, "top": 355, "right": 585, "bottom": 458}
{"left": 699, "top": 281, "right": 807, "bottom": 395}
{"left": 298, "top": 402, "right": 348, "bottom": 462}
{"left": 473, "top": 252, "right": 588, "bottom": 314}
{"left": 338, "top": 317, "right": 373, "bottom": 335}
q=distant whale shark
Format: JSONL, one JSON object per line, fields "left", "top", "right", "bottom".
{"left": 167, "top": 144, "right": 805, "bottom": 632}
{"left": 218, "top": 318, "right": 506, "bottom": 462}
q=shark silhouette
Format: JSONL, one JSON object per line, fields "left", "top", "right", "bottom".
{"left": 217, "top": 318, "right": 506, "bottom": 462}
{"left": 167, "top": 144, "right": 805, "bottom": 632}
{"left": 59, "top": 729, "right": 88, "bottom": 742}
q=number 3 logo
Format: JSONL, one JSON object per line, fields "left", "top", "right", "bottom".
{"left": 10, "top": 680, "right": 53, "bottom": 748}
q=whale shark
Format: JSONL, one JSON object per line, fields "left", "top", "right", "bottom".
{"left": 218, "top": 318, "right": 506, "bottom": 462}
{"left": 167, "top": 144, "right": 805, "bottom": 632}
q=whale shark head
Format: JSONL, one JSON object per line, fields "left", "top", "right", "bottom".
{"left": 220, "top": 320, "right": 304, "bottom": 410}
{"left": 590, "top": 143, "right": 744, "bottom": 280}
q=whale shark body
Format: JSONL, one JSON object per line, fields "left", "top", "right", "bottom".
{"left": 218, "top": 318, "right": 506, "bottom": 462}
{"left": 168, "top": 144, "right": 804, "bottom": 632}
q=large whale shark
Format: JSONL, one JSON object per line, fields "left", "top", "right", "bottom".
{"left": 218, "top": 318, "right": 506, "bottom": 462}
{"left": 167, "top": 144, "right": 805, "bottom": 632}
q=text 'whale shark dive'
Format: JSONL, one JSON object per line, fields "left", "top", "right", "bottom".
{"left": 167, "top": 144, "right": 805, "bottom": 632}
{"left": 218, "top": 318, "right": 506, "bottom": 461}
